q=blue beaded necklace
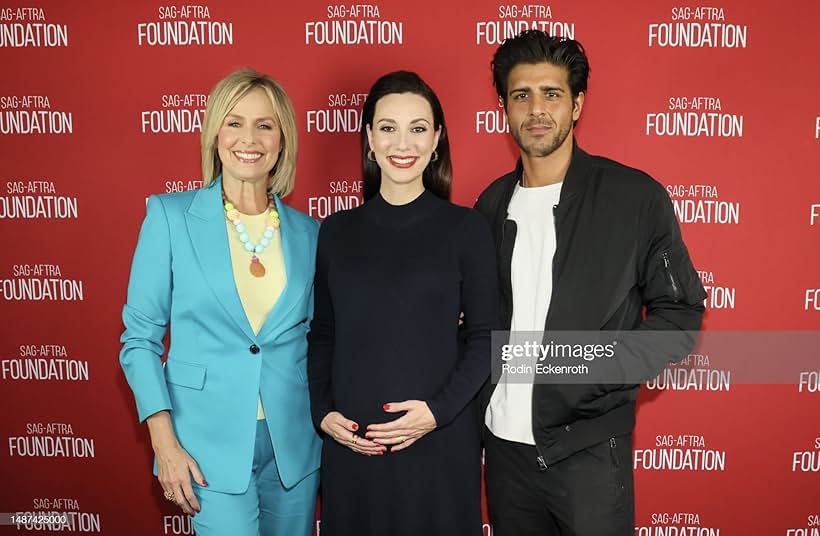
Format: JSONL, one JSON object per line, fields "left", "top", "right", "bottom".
{"left": 222, "top": 191, "right": 280, "bottom": 278}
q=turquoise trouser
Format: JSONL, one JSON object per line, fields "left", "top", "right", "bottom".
{"left": 192, "top": 419, "right": 319, "bottom": 536}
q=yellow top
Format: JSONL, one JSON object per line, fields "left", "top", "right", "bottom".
{"left": 226, "top": 208, "right": 286, "bottom": 420}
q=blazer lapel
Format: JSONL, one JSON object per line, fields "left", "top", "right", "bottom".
{"left": 185, "top": 181, "right": 255, "bottom": 341}
{"left": 256, "top": 195, "right": 309, "bottom": 341}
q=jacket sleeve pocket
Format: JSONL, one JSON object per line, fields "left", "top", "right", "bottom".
{"left": 164, "top": 360, "right": 206, "bottom": 390}
{"left": 648, "top": 246, "right": 707, "bottom": 306}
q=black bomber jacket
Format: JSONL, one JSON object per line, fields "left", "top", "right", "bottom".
{"left": 474, "top": 144, "right": 707, "bottom": 469}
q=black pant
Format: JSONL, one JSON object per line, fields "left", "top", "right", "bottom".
{"left": 485, "top": 429, "right": 634, "bottom": 536}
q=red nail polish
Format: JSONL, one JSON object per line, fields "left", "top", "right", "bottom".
{"left": 351, "top": 423, "right": 359, "bottom": 431}
{"left": 383, "top": 404, "right": 391, "bottom": 411}
{"left": 202, "top": 480, "right": 209, "bottom": 487}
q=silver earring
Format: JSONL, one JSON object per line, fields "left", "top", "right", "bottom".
{"left": 367, "top": 150, "right": 376, "bottom": 162}
{"left": 431, "top": 150, "right": 439, "bottom": 162}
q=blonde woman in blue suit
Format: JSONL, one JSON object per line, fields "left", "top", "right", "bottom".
{"left": 120, "top": 68, "right": 320, "bottom": 535}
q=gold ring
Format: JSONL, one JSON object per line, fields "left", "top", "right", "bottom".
{"left": 163, "top": 490, "right": 176, "bottom": 501}
{"left": 351, "top": 434, "right": 358, "bottom": 445}
{"left": 397, "top": 436, "right": 406, "bottom": 443}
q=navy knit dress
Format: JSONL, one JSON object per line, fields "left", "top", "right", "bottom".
{"left": 308, "top": 190, "right": 499, "bottom": 535}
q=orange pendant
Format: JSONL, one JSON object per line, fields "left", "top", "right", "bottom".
{"left": 250, "top": 257, "right": 266, "bottom": 278}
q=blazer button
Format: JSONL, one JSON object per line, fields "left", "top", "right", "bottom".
{"left": 249, "top": 344, "right": 260, "bottom": 355}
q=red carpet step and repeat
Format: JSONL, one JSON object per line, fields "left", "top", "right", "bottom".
{"left": 1, "top": 1, "right": 818, "bottom": 534}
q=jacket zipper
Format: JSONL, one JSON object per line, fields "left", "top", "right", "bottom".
{"left": 533, "top": 203, "right": 561, "bottom": 473}
{"left": 610, "top": 437, "right": 620, "bottom": 467}
{"left": 503, "top": 215, "right": 547, "bottom": 470}
{"left": 661, "top": 251, "right": 682, "bottom": 302}
{"left": 551, "top": 204, "right": 560, "bottom": 281}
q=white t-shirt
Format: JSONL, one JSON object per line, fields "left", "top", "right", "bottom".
{"left": 485, "top": 180, "right": 562, "bottom": 444}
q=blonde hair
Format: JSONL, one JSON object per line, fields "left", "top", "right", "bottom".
{"left": 200, "top": 68, "right": 298, "bottom": 197}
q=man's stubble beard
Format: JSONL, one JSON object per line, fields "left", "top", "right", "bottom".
{"left": 511, "top": 120, "right": 572, "bottom": 158}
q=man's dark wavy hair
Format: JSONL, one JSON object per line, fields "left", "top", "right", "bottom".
{"left": 492, "top": 30, "right": 590, "bottom": 106}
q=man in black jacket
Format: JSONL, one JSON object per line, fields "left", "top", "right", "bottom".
{"left": 477, "top": 30, "right": 707, "bottom": 536}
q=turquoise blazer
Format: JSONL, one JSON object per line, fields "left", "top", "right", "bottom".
{"left": 119, "top": 179, "right": 321, "bottom": 493}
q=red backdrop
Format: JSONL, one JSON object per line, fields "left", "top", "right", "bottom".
{"left": 1, "top": 1, "right": 819, "bottom": 534}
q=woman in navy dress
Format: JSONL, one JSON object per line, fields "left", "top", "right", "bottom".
{"left": 308, "top": 71, "right": 499, "bottom": 535}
